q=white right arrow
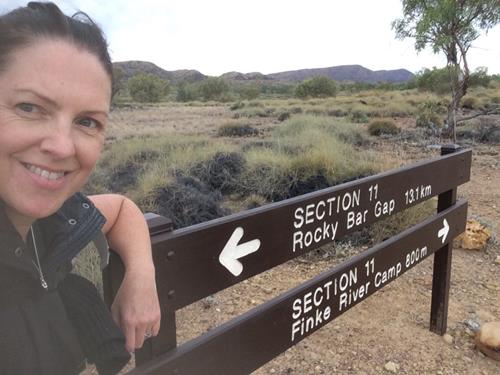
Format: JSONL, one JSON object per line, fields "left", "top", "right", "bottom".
{"left": 438, "top": 219, "right": 450, "bottom": 244}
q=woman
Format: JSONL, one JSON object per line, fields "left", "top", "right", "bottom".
{"left": 0, "top": 2, "right": 161, "bottom": 374}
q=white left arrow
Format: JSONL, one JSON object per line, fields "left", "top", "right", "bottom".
{"left": 219, "top": 227, "right": 261, "bottom": 276}
{"left": 438, "top": 219, "right": 450, "bottom": 244}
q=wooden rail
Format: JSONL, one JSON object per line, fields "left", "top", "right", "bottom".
{"left": 103, "top": 145, "right": 471, "bottom": 374}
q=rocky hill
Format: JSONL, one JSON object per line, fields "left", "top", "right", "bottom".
{"left": 267, "top": 65, "right": 414, "bottom": 83}
{"left": 113, "top": 61, "right": 414, "bottom": 84}
{"left": 114, "top": 61, "right": 206, "bottom": 84}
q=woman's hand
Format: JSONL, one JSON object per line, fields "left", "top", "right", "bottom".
{"left": 111, "top": 265, "right": 161, "bottom": 353}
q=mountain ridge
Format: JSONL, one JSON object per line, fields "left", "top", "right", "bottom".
{"left": 114, "top": 61, "right": 414, "bottom": 84}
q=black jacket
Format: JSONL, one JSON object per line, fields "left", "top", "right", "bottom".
{"left": 0, "top": 193, "right": 129, "bottom": 375}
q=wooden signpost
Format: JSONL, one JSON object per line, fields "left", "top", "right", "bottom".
{"left": 103, "top": 146, "right": 472, "bottom": 374}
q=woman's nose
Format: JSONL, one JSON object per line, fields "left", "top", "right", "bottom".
{"left": 39, "top": 122, "right": 76, "bottom": 159}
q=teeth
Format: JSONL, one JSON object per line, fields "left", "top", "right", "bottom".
{"left": 26, "top": 164, "right": 65, "bottom": 180}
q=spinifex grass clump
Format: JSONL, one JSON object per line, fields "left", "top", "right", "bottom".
{"left": 368, "top": 119, "right": 401, "bottom": 136}
{"left": 217, "top": 122, "right": 259, "bottom": 137}
{"left": 241, "top": 115, "right": 377, "bottom": 201}
{"left": 86, "top": 135, "right": 238, "bottom": 228}
{"left": 87, "top": 114, "right": 378, "bottom": 228}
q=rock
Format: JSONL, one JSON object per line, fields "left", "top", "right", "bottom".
{"left": 464, "top": 319, "right": 481, "bottom": 332}
{"left": 443, "top": 333, "right": 453, "bottom": 344}
{"left": 456, "top": 219, "right": 491, "bottom": 250}
{"left": 269, "top": 368, "right": 276, "bottom": 374}
{"left": 476, "top": 321, "right": 500, "bottom": 361}
{"left": 384, "top": 361, "right": 399, "bottom": 373}
{"left": 495, "top": 256, "right": 500, "bottom": 265}
{"left": 201, "top": 295, "right": 217, "bottom": 309}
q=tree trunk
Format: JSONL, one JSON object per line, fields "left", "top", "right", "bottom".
{"left": 445, "top": 46, "right": 470, "bottom": 142}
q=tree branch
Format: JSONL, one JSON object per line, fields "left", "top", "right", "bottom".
{"left": 457, "top": 107, "right": 500, "bottom": 124}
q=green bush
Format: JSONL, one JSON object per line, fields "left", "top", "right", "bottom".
{"left": 176, "top": 82, "right": 200, "bottom": 102}
{"left": 230, "top": 101, "right": 245, "bottom": 110}
{"left": 278, "top": 111, "right": 291, "bottom": 122}
{"left": 128, "top": 73, "right": 169, "bottom": 102}
{"left": 217, "top": 122, "right": 258, "bottom": 137}
{"left": 368, "top": 119, "right": 400, "bottom": 136}
{"left": 415, "top": 67, "right": 451, "bottom": 94}
{"left": 348, "top": 110, "right": 369, "bottom": 123}
{"left": 199, "top": 77, "right": 230, "bottom": 101}
{"left": 239, "top": 84, "right": 260, "bottom": 100}
{"left": 416, "top": 101, "right": 445, "bottom": 128}
{"left": 295, "top": 76, "right": 337, "bottom": 99}
{"left": 416, "top": 66, "right": 492, "bottom": 95}
{"left": 461, "top": 96, "right": 480, "bottom": 109}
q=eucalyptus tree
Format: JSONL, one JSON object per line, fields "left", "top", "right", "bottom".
{"left": 393, "top": 0, "right": 500, "bottom": 140}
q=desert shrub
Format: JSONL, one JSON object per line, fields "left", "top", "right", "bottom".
{"left": 415, "top": 67, "right": 451, "bottom": 94}
{"left": 368, "top": 119, "right": 400, "bottom": 136}
{"left": 305, "top": 108, "right": 327, "bottom": 116}
{"left": 491, "top": 96, "right": 500, "bottom": 104}
{"left": 241, "top": 115, "right": 377, "bottom": 200}
{"left": 217, "top": 122, "right": 258, "bottom": 137}
{"left": 461, "top": 96, "right": 480, "bottom": 109}
{"left": 295, "top": 76, "right": 337, "bottom": 99}
{"left": 457, "top": 118, "right": 500, "bottom": 144}
{"left": 239, "top": 84, "right": 260, "bottom": 100}
{"left": 230, "top": 101, "right": 245, "bottom": 110}
{"left": 415, "top": 66, "right": 491, "bottom": 95}
{"left": 278, "top": 111, "right": 291, "bottom": 122}
{"left": 233, "top": 107, "right": 275, "bottom": 118}
{"left": 416, "top": 101, "right": 445, "bottom": 128}
{"left": 347, "top": 110, "right": 369, "bottom": 123}
{"left": 191, "top": 152, "right": 246, "bottom": 194}
{"left": 128, "top": 73, "right": 169, "bottom": 102}
{"left": 199, "top": 77, "right": 229, "bottom": 101}
{"left": 468, "top": 67, "right": 491, "bottom": 88}
{"left": 328, "top": 108, "right": 348, "bottom": 117}
{"left": 176, "top": 82, "right": 200, "bottom": 102}
{"left": 153, "top": 177, "right": 228, "bottom": 229}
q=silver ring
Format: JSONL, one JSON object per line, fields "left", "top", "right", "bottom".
{"left": 144, "top": 331, "right": 152, "bottom": 338}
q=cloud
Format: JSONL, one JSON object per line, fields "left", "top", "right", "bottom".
{"left": 2, "top": 0, "right": 499, "bottom": 75}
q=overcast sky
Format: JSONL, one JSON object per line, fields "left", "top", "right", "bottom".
{"left": 2, "top": 0, "right": 500, "bottom": 76}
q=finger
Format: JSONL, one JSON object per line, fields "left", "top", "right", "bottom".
{"left": 123, "top": 324, "right": 136, "bottom": 353}
{"left": 136, "top": 325, "right": 147, "bottom": 349}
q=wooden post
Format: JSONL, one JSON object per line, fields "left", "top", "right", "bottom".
{"left": 102, "top": 213, "right": 176, "bottom": 366}
{"left": 430, "top": 144, "right": 460, "bottom": 334}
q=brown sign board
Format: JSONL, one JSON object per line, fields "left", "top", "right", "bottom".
{"left": 152, "top": 149, "right": 471, "bottom": 310}
{"left": 131, "top": 200, "right": 468, "bottom": 375}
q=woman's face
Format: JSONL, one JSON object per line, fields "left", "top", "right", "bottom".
{"left": 0, "top": 38, "right": 112, "bottom": 230}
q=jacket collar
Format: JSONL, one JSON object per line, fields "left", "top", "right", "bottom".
{"left": 0, "top": 193, "right": 106, "bottom": 274}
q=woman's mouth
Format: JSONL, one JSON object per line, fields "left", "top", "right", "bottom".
{"left": 23, "top": 163, "right": 68, "bottom": 181}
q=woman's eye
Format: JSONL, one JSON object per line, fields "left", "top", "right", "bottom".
{"left": 78, "top": 117, "right": 100, "bottom": 129}
{"left": 16, "top": 103, "right": 39, "bottom": 113}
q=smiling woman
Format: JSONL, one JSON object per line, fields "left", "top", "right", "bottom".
{"left": 0, "top": 3, "right": 160, "bottom": 375}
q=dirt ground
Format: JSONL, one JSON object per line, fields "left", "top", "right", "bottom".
{"left": 87, "top": 109, "right": 499, "bottom": 375}
{"left": 171, "top": 135, "right": 500, "bottom": 375}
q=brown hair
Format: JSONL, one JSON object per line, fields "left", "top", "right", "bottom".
{"left": 0, "top": 2, "right": 113, "bottom": 83}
